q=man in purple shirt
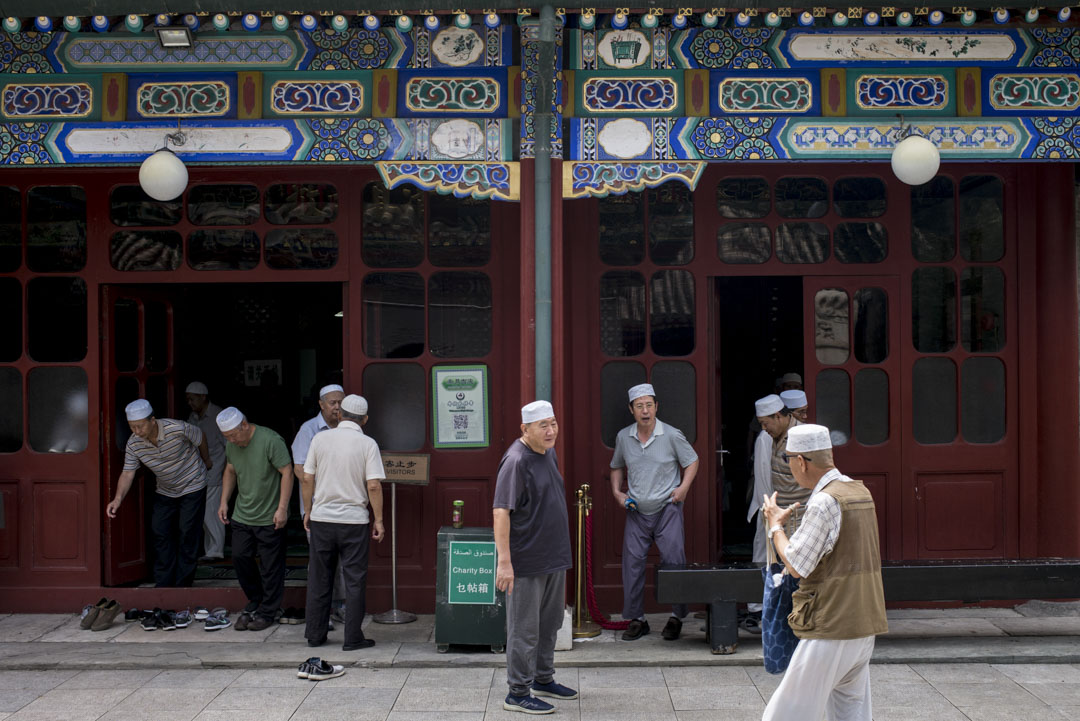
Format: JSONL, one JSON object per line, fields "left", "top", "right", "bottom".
{"left": 493, "top": 400, "right": 576, "bottom": 715}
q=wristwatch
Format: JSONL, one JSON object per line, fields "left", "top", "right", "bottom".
{"left": 767, "top": 524, "right": 783, "bottom": 539}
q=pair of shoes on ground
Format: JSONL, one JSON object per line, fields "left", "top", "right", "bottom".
{"left": 79, "top": 598, "right": 122, "bottom": 632}
{"left": 140, "top": 608, "right": 174, "bottom": 631}
{"left": 279, "top": 607, "right": 305, "bottom": 625}
{"left": 235, "top": 611, "right": 275, "bottom": 632}
{"left": 139, "top": 608, "right": 194, "bottom": 631}
{"left": 204, "top": 608, "right": 230, "bottom": 631}
{"left": 503, "top": 681, "right": 579, "bottom": 715}
{"left": 307, "top": 635, "right": 375, "bottom": 651}
{"left": 297, "top": 657, "right": 345, "bottom": 681}
{"left": 739, "top": 612, "right": 762, "bottom": 635}
{"left": 620, "top": 617, "right": 683, "bottom": 641}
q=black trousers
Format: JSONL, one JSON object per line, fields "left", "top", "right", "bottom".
{"left": 306, "top": 520, "right": 370, "bottom": 647}
{"left": 151, "top": 489, "right": 206, "bottom": 587}
{"left": 231, "top": 520, "right": 287, "bottom": 621}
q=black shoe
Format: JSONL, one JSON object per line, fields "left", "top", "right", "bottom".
{"left": 661, "top": 616, "right": 682, "bottom": 641}
{"left": 247, "top": 615, "right": 274, "bottom": 632}
{"left": 235, "top": 612, "right": 251, "bottom": 631}
{"left": 307, "top": 636, "right": 327, "bottom": 648}
{"left": 739, "top": 612, "right": 762, "bottom": 635}
{"left": 280, "top": 607, "right": 305, "bottom": 625}
{"left": 305, "top": 658, "right": 346, "bottom": 681}
{"left": 342, "top": 638, "right": 375, "bottom": 651}
{"left": 503, "top": 693, "right": 554, "bottom": 714}
{"left": 141, "top": 608, "right": 161, "bottom": 632}
{"left": 621, "top": 619, "right": 650, "bottom": 641}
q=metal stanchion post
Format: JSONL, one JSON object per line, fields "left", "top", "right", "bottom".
{"left": 374, "top": 481, "right": 416, "bottom": 624}
{"left": 573, "top": 483, "right": 601, "bottom": 639}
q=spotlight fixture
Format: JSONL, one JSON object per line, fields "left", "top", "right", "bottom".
{"left": 154, "top": 26, "right": 194, "bottom": 49}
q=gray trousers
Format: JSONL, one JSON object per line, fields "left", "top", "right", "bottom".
{"left": 202, "top": 484, "right": 225, "bottom": 558}
{"left": 506, "top": 571, "right": 565, "bottom": 697}
{"left": 622, "top": 502, "right": 687, "bottom": 621}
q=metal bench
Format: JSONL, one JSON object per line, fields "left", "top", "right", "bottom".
{"left": 655, "top": 559, "right": 1080, "bottom": 654}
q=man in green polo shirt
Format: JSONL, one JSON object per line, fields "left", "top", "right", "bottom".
{"left": 216, "top": 407, "right": 294, "bottom": 632}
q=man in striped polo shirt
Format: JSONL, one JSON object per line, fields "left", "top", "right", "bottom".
{"left": 106, "top": 399, "right": 210, "bottom": 587}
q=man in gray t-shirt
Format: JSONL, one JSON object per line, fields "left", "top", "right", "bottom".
{"left": 609, "top": 383, "right": 699, "bottom": 642}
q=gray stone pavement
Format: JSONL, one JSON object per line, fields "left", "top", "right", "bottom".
{"left": 0, "top": 602, "right": 1077, "bottom": 671}
{"left": 0, "top": 603, "right": 1077, "bottom": 719}
{"left": 2, "top": 663, "right": 1080, "bottom": 720}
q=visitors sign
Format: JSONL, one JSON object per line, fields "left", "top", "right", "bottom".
{"left": 380, "top": 453, "right": 430, "bottom": 486}
{"left": 448, "top": 540, "right": 497, "bottom": 605}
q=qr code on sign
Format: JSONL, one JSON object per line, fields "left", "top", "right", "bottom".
{"left": 453, "top": 415, "right": 469, "bottom": 430}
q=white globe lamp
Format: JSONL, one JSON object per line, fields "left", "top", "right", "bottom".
{"left": 139, "top": 149, "right": 188, "bottom": 201}
{"left": 891, "top": 134, "right": 940, "bottom": 186}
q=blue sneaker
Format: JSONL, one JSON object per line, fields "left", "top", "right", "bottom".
{"left": 503, "top": 694, "right": 554, "bottom": 714}
{"left": 531, "top": 681, "right": 579, "bottom": 700}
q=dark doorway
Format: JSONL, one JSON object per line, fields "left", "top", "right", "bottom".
{"left": 715, "top": 276, "right": 803, "bottom": 559}
{"left": 105, "top": 282, "right": 343, "bottom": 587}
{"left": 174, "top": 282, "right": 344, "bottom": 441}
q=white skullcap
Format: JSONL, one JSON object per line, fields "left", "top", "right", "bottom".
{"left": 782, "top": 372, "right": 802, "bottom": 385}
{"left": 628, "top": 383, "right": 655, "bottom": 403}
{"left": 521, "top": 400, "right": 555, "bottom": 424}
{"left": 125, "top": 399, "right": 153, "bottom": 421}
{"left": 341, "top": 394, "right": 368, "bottom": 416}
{"left": 319, "top": 384, "right": 344, "bottom": 399}
{"left": 215, "top": 406, "right": 244, "bottom": 432}
{"left": 780, "top": 390, "right": 807, "bottom": 409}
{"left": 786, "top": 424, "right": 833, "bottom": 453}
{"left": 755, "top": 394, "right": 784, "bottom": 417}
{"left": 185, "top": 381, "right": 208, "bottom": 395}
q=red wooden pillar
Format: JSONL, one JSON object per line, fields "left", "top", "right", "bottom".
{"left": 1034, "top": 164, "right": 1080, "bottom": 557}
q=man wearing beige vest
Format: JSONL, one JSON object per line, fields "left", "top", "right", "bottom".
{"left": 760, "top": 424, "right": 887, "bottom": 721}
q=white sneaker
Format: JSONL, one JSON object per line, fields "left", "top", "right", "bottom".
{"left": 306, "top": 659, "right": 345, "bottom": 681}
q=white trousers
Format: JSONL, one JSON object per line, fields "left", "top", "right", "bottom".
{"left": 763, "top": 635, "right": 875, "bottom": 721}
{"left": 202, "top": 484, "right": 225, "bottom": 558}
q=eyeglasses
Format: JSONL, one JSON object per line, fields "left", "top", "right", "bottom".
{"left": 781, "top": 453, "right": 806, "bottom": 463}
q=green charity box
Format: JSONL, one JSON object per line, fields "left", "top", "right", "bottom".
{"left": 435, "top": 526, "right": 506, "bottom": 653}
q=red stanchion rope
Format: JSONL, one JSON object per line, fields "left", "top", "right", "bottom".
{"left": 583, "top": 507, "right": 630, "bottom": 630}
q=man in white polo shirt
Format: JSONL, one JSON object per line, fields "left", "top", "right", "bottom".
{"left": 302, "top": 393, "right": 385, "bottom": 652}
{"left": 106, "top": 399, "right": 210, "bottom": 587}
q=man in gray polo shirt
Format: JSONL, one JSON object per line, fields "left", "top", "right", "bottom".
{"left": 106, "top": 399, "right": 210, "bottom": 587}
{"left": 609, "top": 383, "right": 699, "bottom": 641}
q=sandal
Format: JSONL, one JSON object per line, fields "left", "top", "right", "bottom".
{"left": 739, "top": 615, "right": 762, "bottom": 635}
